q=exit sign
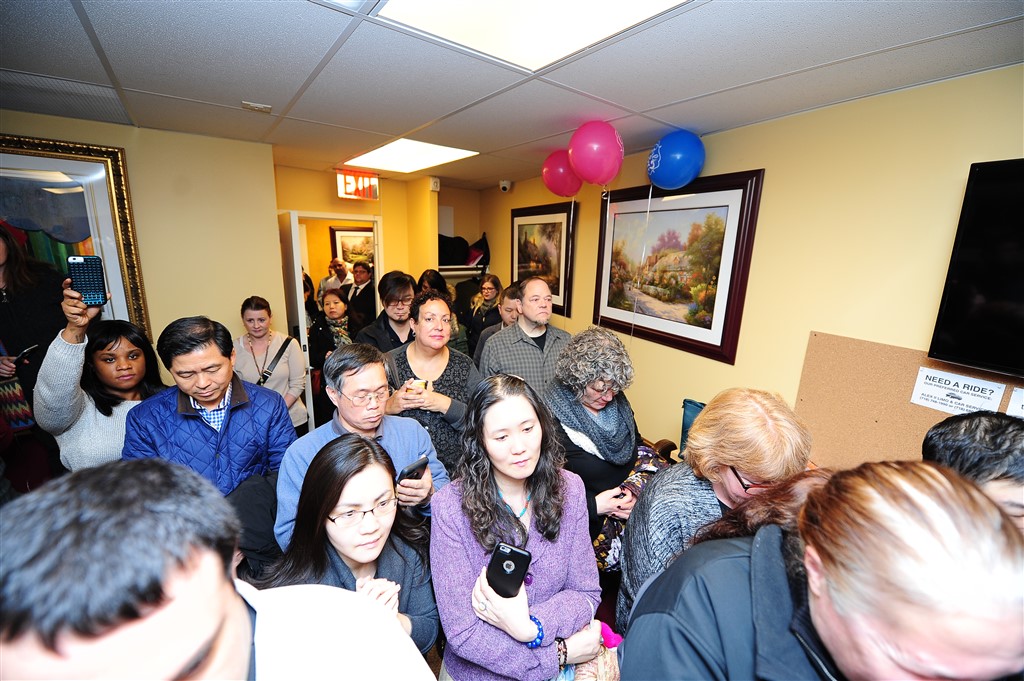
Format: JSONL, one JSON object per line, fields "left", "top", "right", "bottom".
{"left": 337, "top": 169, "right": 380, "bottom": 200}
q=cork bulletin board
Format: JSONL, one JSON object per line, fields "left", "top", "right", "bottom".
{"left": 795, "top": 331, "right": 1023, "bottom": 470}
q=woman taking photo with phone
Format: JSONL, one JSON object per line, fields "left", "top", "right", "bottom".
{"left": 234, "top": 296, "right": 308, "bottom": 435}
{"left": 255, "top": 433, "right": 438, "bottom": 654}
{"left": 385, "top": 290, "right": 481, "bottom": 470}
{"left": 33, "top": 279, "right": 165, "bottom": 471}
{"left": 430, "top": 374, "right": 603, "bottom": 681}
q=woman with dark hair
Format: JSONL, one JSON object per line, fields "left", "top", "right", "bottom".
{"left": 234, "top": 296, "right": 308, "bottom": 435}
{"left": 256, "top": 433, "right": 438, "bottom": 654}
{"left": 467, "top": 273, "right": 502, "bottom": 357}
{"left": 308, "top": 288, "right": 351, "bottom": 425}
{"left": 33, "top": 280, "right": 165, "bottom": 471}
{"left": 430, "top": 374, "right": 603, "bottom": 681}
{"left": 356, "top": 271, "right": 417, "bottom": 352}
{"left": 385, "top": 290, "right": 481, "bottom": 469}
{"left": 418, "top": 268, "right": 468, "bottom": 354}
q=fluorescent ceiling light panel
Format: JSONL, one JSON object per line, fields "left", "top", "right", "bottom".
{"left": 378, "top": 0, "right": 684, "bottom": 71}
{"left": 345, "top": 139, "right": 477, "bottom": 173}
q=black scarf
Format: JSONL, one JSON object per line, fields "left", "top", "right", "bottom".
{"left": 547, "top": 381, "right": 636, "bottom": 465}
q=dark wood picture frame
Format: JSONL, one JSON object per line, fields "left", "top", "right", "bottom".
{"left": 511, "top": 201, "right": 577, "bottom": 317}
{"left": 594, "top": 169, "right": 764, "bottom": 364}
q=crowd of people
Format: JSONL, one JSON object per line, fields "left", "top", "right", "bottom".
{"left": 1, "top": 236, "right": 1022, "bottom": 681}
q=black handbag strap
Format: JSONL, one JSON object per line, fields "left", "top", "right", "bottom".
{"left": 258, "top": 336, "right": 295, "bottom": 386}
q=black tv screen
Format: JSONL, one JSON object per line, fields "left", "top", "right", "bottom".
{"left": 928, "top": 158, "right": 1024, "bottom": 377}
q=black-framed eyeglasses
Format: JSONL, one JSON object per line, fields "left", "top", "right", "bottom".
{"left": 328, "top": 498, "right": 399, "bottom": 527}
{"left": 338, "top": 386, "right": 392, "bottom": 407}
{"left": 730, "top": 466, "right": 773, "bottom": 492}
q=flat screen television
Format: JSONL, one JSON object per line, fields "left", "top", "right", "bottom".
{"left": 928, "top": 158, "right": 1024, "bottom": 377}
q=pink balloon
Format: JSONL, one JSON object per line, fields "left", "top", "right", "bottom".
{"left": 568, "top": 120, "right": 624, "bottom": 185}
{"left": 541, "top": 149, "right": 583, "bottom": 197}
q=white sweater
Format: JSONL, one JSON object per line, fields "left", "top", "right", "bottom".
{"left": 33, "top": 332, "right": 140, "bottom": 471}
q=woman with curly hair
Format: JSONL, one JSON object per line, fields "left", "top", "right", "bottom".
{"left": 430, "top": 374, "right": 603, "bottom": 681}
{"left": 546, "top": 328, "right": 668, "bottom": 557}
{"left": 255, "top": 433, "right": 438, "bottom": 653}
{"left": 615, "top": 386, "right": 812, "bottom": 632}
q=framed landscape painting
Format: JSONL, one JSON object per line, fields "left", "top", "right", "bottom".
{"left": 594, "top": 170, "right": 764, "bottom": 364}
{"left": 512, "top": 201, "right": 577, "bottom": 316}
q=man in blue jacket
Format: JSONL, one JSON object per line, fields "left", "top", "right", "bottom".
{"left": 122, "top": 316, "right": 296, "bottom": 495}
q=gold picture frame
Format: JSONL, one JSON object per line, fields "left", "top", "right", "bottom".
{"left": 1, "top": 134, "right": 150, "bottom": 337}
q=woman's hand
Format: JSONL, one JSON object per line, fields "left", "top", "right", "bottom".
{"left": 356, "top": 576, "right": 401, "bottom": 613}
{"left": 471, "top": 567, "right": 535, "bottom": 641}
{"left": 595, "top": 486, "right": 636, "bottom": 520}
{"left": 60, "top": 278, "right": 101, "bottom": 344}
{"left": 564, "top": 620, "right": 603, "bottom": 665}
{"left": 387, "top": 379, "right": 426, "bottom": 414}
{"left": 418, "top": 383, "right": 452, "bottom": 414}
{"left": 0, "top": 357, "right": 17, "bottom": 379}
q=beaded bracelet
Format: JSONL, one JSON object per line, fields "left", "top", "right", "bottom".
{"left": 525, "top": 615, "right": 544, "bottom": 649}
{"left": 556, "top": 638, "right": 567, "bottom": 668}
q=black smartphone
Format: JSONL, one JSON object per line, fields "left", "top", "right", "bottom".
{"left": 67, "top": 255, "right": 107, "bottom": 307}
{"left": 486, "top": 543, "right": 532, "bottom": 598}
{"left": 396, "top": 455, "right": 429, "bottom": 483}
{"left": 14, "top": 344, "right": 39, "bottom": 364}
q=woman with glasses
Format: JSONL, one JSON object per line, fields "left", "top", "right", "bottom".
{"left": 431, "top": 374, "right": 603, "bottom": 681}
{"left": 615, "top": 387, "right": 812, "bottom": 633}
{"left": 467, "top": 274, "right": 503, "bottom": 357}
{"left": 355, "top": 271, "right": 417, "bottom": 353}
{"left": 255, "top": 433, "right": 439, "bottom": 654}
{"left": 385, "top": 290, "right": 481, "bottom": 470}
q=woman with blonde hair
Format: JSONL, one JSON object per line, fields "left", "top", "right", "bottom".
{"left": 616, "top": 387, "right": 811, "bottom": 631}
{"left": 620, "top": 461, "right": 1024, "bottom": 680}
{"left": 467, "top": 273, "right": 502, "bottom": 357}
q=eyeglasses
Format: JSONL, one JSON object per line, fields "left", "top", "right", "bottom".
{"left": 328, "top": 498, "right": 399, "bottom": 527}
{"left": 730, "top": 466, "right": 774, "bottom": 492}
{"left": 480, "top": 286, "right": 497, "bottom": 292}
{"left": 386, "top": 297, "right": 414, "bottom": 308}
{"left": 588, "top": 381, "right": 619, "bottom": 398}
{"left": 338, "top": 386, "right": 392, "bottom": 407}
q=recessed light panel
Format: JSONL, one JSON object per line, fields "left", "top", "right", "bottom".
{"left": 345, "top": 138, "right": 478, "bottom": 173}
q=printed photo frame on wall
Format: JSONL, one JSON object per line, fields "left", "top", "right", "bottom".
{"left": 330, "top": 228, "right": 375, "bottom": 269}
{"left": 0, "top": 134, "right": 150, "bottom": 336}
{"left": 594, "top": 169, "right": 765, "bottom": 364}
{"left": 512, "top": 201, "right": 577, "bottom": 316}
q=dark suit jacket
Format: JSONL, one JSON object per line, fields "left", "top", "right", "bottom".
{"left": 340, "top": 282, "right": 376, "bottom": 338}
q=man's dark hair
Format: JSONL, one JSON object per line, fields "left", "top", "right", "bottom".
{"left": 323, "top": 343, "right": 385, "bottom": 394}
{"left": 922, "top": 410, "right": 1024, "bottom": 485}
{"left": 0, "top": 459, "right": 240, "bottom": 650}
{"left": 499, "top": 283, "right": 522, "bottom": 304}
{"left": 377, "top": 271, "right": 416, "bottom": 306}
{"left": 352, "top": 261, "right": 371, "bottom": 274}
{"left": 156, "top": 316, "right": 234, "bottom": 369}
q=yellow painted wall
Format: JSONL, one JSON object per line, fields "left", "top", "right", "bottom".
{"left": 1, "top": 110, "right": 283, "bottom": 343}
{"left": 438, "top": 186, "right": 482, "bottom": 242}
{"left": 481, "top": 66, "right": 1024, "bottom": 446}
{"left": 406, "top": 177, "right": 439, "bottom": 277}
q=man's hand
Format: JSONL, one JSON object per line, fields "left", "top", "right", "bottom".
{"left": 396, "top": 465, "right": 433, "bottom": 507}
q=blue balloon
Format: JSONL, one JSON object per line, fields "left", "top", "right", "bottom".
{"left": 647, "top": 130, "right": 705, "bottom": 190}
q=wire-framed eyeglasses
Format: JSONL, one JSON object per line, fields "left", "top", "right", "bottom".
{"left": 328, "top": 498, "right": 399, "bottom": 527}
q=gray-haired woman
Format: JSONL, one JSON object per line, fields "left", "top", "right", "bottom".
{"left": 546, "top": 327, "right": 668, "bottom": 572}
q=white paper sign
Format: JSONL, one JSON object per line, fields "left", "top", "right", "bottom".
{"left": 910, "top": 367, "right": 1005, "bottom": 415}
{"left": 1007, "top": 387, "right": 1024, "bottom": 419}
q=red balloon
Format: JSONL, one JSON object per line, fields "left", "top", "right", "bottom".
{"left": 541, "top": 149, "right": 583, "bottom": 197}
{"left": 568, "top": 120, "right": 624, "bottom": 185}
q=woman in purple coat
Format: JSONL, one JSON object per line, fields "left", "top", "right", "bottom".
{"left": 430, "top": 374, "right": 603, "bottom": 681}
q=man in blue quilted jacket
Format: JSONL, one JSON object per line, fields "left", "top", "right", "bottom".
{"left": 122, "top": 316, "right": 295, "bottom": 494}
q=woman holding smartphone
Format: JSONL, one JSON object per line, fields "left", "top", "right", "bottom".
{"left": 255, "top": 433, "right": 438, "bottom": 654}
{"left": 385, "top": 290, "right": 481, "bottom": 470}
{"left": 430, "top": 374, "right": 602, "bottom": 681}
{"left": 33, "top": 279, "right": 165, "bottom": 471}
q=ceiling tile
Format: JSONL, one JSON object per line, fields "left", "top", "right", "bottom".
{"left": 123, "top": 91, "right": 279, "bottom": 140}
{"left": 0, "top": 70, "right": 130, "bottom": 124}
{"left": 0, "top": 0, "right": 110, "bottom": 84}
{"left": 81, "top": 0, "right": 354, "bottom": 109}
{"left": 287, "top": 21, "right": 523, "bottom": 135}
{"left": 268, "top": 117, "right": 392, "bottom": 170}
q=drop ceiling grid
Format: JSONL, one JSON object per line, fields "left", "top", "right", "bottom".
{"left": 286, "top": 21, "right": 523, "bottom": 135}
{"left": 411, "top": 79, "right": 635, "bottom": 153}
{"left": 80, "top": 0, "right": 355, "bottom": 110}
{"left": 0, "top": 71, "right": 131, "bottom": 125}
{"left": 267, "top": 117, "right": 393, "bottom": 170}
{"left": 0, "top": 1, "right": 109, "bottom": 84}
{"left": 542, "top": 0, "right": 1024, "bottom": 113}
{"left": 122, "top": 91, "right": 282, "bottom": 141}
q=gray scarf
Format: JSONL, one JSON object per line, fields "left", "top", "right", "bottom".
{"left": 547, "top": 381, "right": 636, "bottom": 465}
